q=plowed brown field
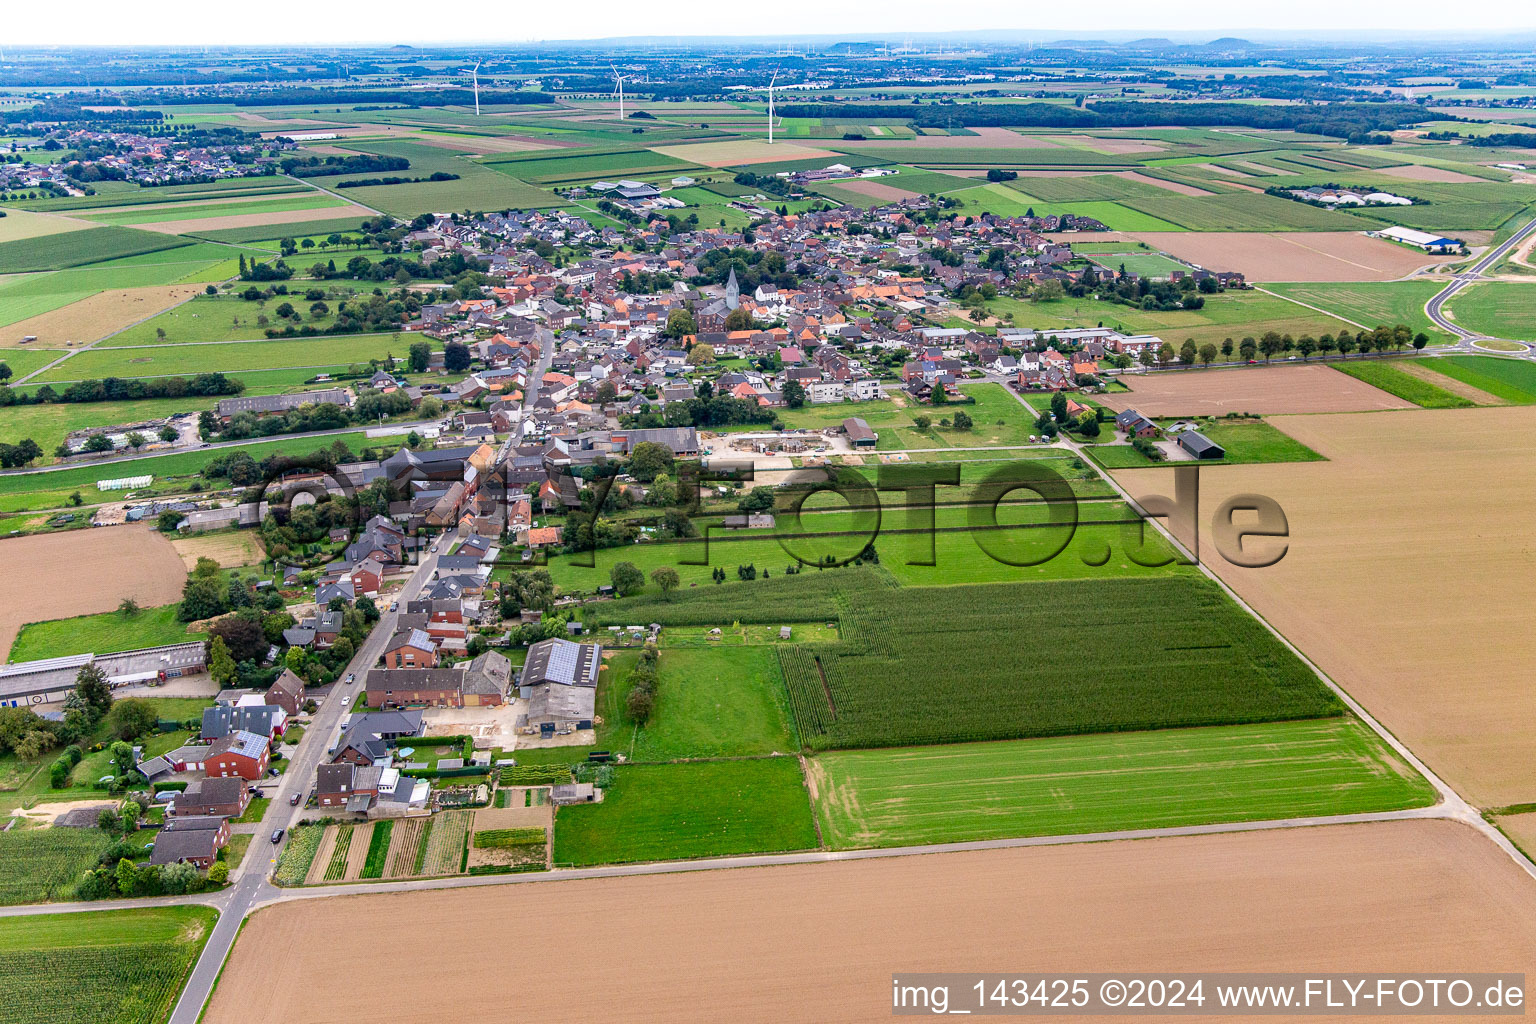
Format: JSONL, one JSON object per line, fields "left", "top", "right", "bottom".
{"left": 1115, "top": 407, "right": 1536, "bottom": 806}
{"left": 203, "top": 819, "right": 1536, "bottom": 1024}
{"left": 1100, "top": 364, "right": 1413, "bottom": 416}
{"left": 1129, "top": 232, "right": 1458, "bottom": 282}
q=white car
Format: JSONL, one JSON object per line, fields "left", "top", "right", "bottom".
{"left": 341, "top": 695, "right": 350, "bottom": 706}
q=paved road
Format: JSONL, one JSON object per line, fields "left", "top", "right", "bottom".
{"left": 1424, "top": 216, "right": 1536, "bottom": 350}
{"left": 162, "top": 543, "right": 444, "bottom": 1024}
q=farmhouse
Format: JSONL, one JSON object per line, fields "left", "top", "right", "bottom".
{"left": 364, "top": 652, "right": 511, "bottom": 709}
{"left": 205, "top": 730, "right": 271, "bottom": 780}
{"left": 1176, "top": 430, "right": 1226, "bottom": 460}
{"left": 1114, "top": 409, "right": 1161, "bottom": 439}
{"left": 519, "top": 638, "right": 601, "bottom": 735}
{"left": 202, "top": 704, "right": 286, "bottom": 743}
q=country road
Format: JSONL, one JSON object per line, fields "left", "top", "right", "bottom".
{"left": 1423, "top": 215, "right": 1536, "bottom": 351}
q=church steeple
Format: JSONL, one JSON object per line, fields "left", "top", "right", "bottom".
{"left": 724, "top": 267, "right": 740, "bottom": 310}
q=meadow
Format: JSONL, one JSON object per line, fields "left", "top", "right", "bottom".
{"left": 32, "top": 333, "right": 415, "bottom": 382}
{"left": 77, "top": 194, "right": 347, "bottom": 227}
{"left": 1085, "top": 418, "right": 1324, "bottom": 468}
{"left": 809, "top": 718, "right": 1434, "bottom": 848}
{"left": 551, "top": 757, "right": 817, "bottom": 866}
{"left": 1419, "top": 355, "right": 1536, "bottom": 403}
{"left": 778, "top": 575, "right": 1340, "bottom": 750}
{"left": 1331, "top": 361, "right": 1476, "bottom": 409}
{"left": 1264, "top": 281, "right": 1453, "bottom": 342}
{"left": 98, "top": 296, "right": 402, "bottom": 347}
{"left": 9, "top": 602, "right": 191, "bottom": 661}
{"left": 1442, "top": 282, "right": 1536, "bottom": 341}
{"left": 0, "top": 906, "right": 218, "bottom": 1024}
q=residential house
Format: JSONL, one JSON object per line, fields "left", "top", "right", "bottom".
{"left": 205, "top": 730, "right": 270, "bottom": 780}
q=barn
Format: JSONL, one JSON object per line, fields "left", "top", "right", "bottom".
{"left": 1176, "top": 430, "right": 1226, "bottom": 460}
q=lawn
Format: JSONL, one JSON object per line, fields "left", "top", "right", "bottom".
{"left": 0, "top": 395, "right": 207, "bottom": 460}
{"left": 1442, "top": 282, "right": 1536, "bottom": 341}
{"left": 98, "top": 296, "right": 407, "bottom": 347}
{"left": 601, "top": 646, "right": 798, "bottom": 760}
{"left": 1264, "top": 281, "right": 1453, "bottom": 344}
{"left": 0, "top": 227, "right": 192, "bottom": 274}
{"left": 1330, "top": 361, "right": 1475, "bottom": 409}
{"left": 1418, "top": 355, "right": 1536, "bottom": 403}
{"left": 78, "top": 195, "right": 348, "bottom": 227}
{"left": 1086, "top": 252, "right": 1190, "bottom": 279}
{"left": 191, "top": 216, "right": 374, "bottom": 245}
{"left": 809, "top": 718, "right": 1434, "bottom": 849}
{"left": 8, "top": 603, "right": 192, "bottom": 662}
{"left": 0, "top": 905, "right": 217, "bottom": 1024}
{"left": 551, "top": 757, "right": 817, "bottom": 866}
{"left": 1084, "top": 418, "right": 1325, "bottom": 468}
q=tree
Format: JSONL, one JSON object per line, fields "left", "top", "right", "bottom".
{"left": 627, "top": 441, "right": 674, "bottom": 482}
{"left": 1050, "top": 391, "right": 1069, "bottom": 423}
{"left": 408, "top": 341, "right": 432, "bottom": 372}
{"left": 83, "top": 433, "right": 112, "bottom": 453}
{"left": 74, "top": 663, "right": 112, "bottom": 719}
{"left": 1413, "top": 332, "right": 1429, "bottom": 352}
{"left": 208, "top": 636, "right": 237, "bottom": 686}
{"left": 105, "top": 698, "right": 158, "bottom": 741}
{"left": 1156, "top": 341, "right": 1175, "bottom": 367}
{"left": 782, "top": 380, "right": 806, "bottom": 409}
{"left": 723, "top": 307, "right": 753, "bottom": 331}
{"left": 207, "top": 862, "right": 230, "bottom": 886}
{"left": 1221, "top": 338, "right": 1234, "bottom": 360}
{"left": 913, "top": 414, "right": 932, "bottom": 431}
{"left": 952, "top": 410, "right": 973, "bottom": 431}
{"left": 1198, "top": 343, "right": 1218, "bottom": 368}
{"left": 157, "top": 424, "right": 178, "bottom": 443}
{"left": 1178, "top": 339, "right": 1197, "bottom": 366}
{"left": 211, "top": 616, "right": 266, "bottom": 664}
{"left": 664, "top": 307, "right": 696, "bottom": 338}
{"left": 1258, "top": 331, "right": 1283, "bottom": 363}
{"left": 443, "top": 341, "right": 471, "bottom": 374}
{"left": 650, "top": 567, "right": 680, "bottom": 599}
{"left": 1238, "top": 337, "right": 1258, "bottom": 362}
{"left": 610, "top": 561, "right": 645, "bottom": 596}
{"left": 686, "top": 343, "right": 716, "bottom": 366}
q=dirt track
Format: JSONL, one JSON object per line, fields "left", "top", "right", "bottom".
{"left": 1115, "top": 407, "right": 1536, "bottom": 807}
{"left": 204, "top": 819, "right": 1536, "bottom": 1024}
{"left": 0, "top": 524, "right": 186, "bottom": 659}
{"left": 1099, "top": 364, "right": 1414, "bottom": 416}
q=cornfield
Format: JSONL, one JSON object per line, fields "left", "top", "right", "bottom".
{"left": 0, "top": 945, "right": 191, "bottom": 1024}
{"left": 783, "top": 576, "right": 1341, "bottom": 751}
{"left": 273, "top": 825, "right": 324, "bottom": 886}
{"left": 0, "top": 829, "right": 112, "bottom": 906}
{"left": 585, "top": 565, "right": 895, "bottom": 629}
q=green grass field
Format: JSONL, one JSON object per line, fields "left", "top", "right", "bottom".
{"left": 809, "top": 718, "right": 1434, "bottom": 848}
{"left": 1265, "top": 281, "right": 1453, "bottom": 343}
{"left": 552, "top": 758, "right": 817, "bottom": 866}
{"left": 77, "top": 195, "right": 347, "bottom": 227}
{"left": 97, "top": 296, "right": 402, "bottom": 347}
{"left": 601, "top": 647, "right": 798, "bottom": 761}
{"left": 1086, "top": 252, "right": 1190, "bottom": 278}
{"left": 1442, "top": 282, "right": 1536, "bottom": 341}
{"left": 32, "top": 332, "right": 415, "bottom": 383}
{"left": 1418, "top": 354, "right": 1536, "bottom": 403}
{"left": 0, "top": 227, "right": 192, "bottom": 274}
{"left": 1085, "top": 418, "right": 1324, "bottom": 468}
{"left": 1330, "top": 361, "right": 1476, "bottom": 408}
{"left": 0, "top": 905, "right": 218, "bottom": 1024}
{"left": 189, "top": 217, "right": 374, "bottom": 244}
{"left": 8, "top": 603, "right": 192, "bottom": 662}
{"left": 0, "top": 259, "right": 229, "bottom": 329}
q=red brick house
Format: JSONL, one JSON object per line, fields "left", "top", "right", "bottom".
{"left": 315, "top": 763, "right": 381, "bottom": 809}
{"left": 382, "top": 628, "right": 438, "bottom": 669}
{"left": 169, "top": 776, "right": 250, "bottom": 819}
{"left": 265, "top": 669, "right": 306, "bottom": 717}
{"left": 205, "top": 730, "right": 270, "bottom": 781}
{"left": 150, "top": 816, "right": 230, "bottom": 868}
{"left": 406, "top": 599, "right": 467, "bottom": 643}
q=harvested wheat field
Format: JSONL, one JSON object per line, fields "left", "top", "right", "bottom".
{"left": 204, "top": 819, "right": 1536, "bottom": 1024}
{"left": 0, "top": 285, "right": 200, "bottom": 347}
{"left": 170, "top": 530, "right": 264, "bottom": 570}
{"left": 1375, "top": 163, "right": 1488, "bottom": 184}
{"left": 1100, "top": 364, "right": 1412, "bottom": 416}
{"left": 0, "top": 524, "right": 186, "bottom": 657}
{"left": 830, "top": 179, "right": 920, "bottom": 202}
{"left": 651, "top": 140, "right": 838, "bottom": 168}
{"left": 1129, "top": 231, "right": 1456, "bottom": 282}
{"left": 135, "top": 203, "right": 371, "bottom": 235}
{"left": 1497, "top": 812, "right": 1536, "bottom": 863}
{"left": 1115, "top": 407, "right": 1536, "bottom": 806}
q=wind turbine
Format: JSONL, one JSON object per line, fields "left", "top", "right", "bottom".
{"left": 611, "top": 64, "right": 628, "bottom": 122}
{"left": 762, "top": 68, "right": 781, "bottom": 144}
{"left": 470, "top": 60, "right": 484, "bottom": 116}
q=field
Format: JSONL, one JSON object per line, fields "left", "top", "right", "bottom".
{"left": 1331, "top": 360, "right": 1479, "bottom": 408}
{"left": 9, "top": 602, "right": 192, "bottom": 662}
{"left": 1115, "top": 406, "right": 1536, "bottom": 807}
{"left": 0, "top": 905, "right": 217, "bottom": 1024}
{"left": 1099, "top": 364, "right": 1414, "bottom": 416}
{"left": 203, "top": 820, "right": 1536, "bottom": 1024}
{"left": 552, "top": 758, "right": 817, "bottom": 866}
{"left": 652, "top": 140, "right": 839, "bottom": 167}
{"left": 1264, "top": 280, "right": 1453, "bottom": 341}
{"left": 0, "top": 525, "right": 187, "bottom": 659}
{"left": 0, "top": 826, "right": 113, "bottom": 905}
{"left": 1438, "top": 283, "right": 1536, "bottom": 341}
{"left": 1130, "top": 231, "right": 1461, "bottom": 282}
{"left": 603, "top": 647, "right": 798, "bottom": 760}
{"left": 169, "top": 530, "right": 264, "bottom": 570}
{"left": 1418, "top": 354, "right": 1536, "bottom": 403}
{"left": 777, "top": 576, "right": 1339, "bottom": 751}
{"left": 0, "top": 285, "right": 200, "bottom": 347}
{"left": 810, "top": 718, "right": 1432, "bottom": 848}
{"left": 0, "top": 260, "right": 229, "bottom": 331}
{"left": 0, "top": 227, "right": 190, "bottom": 274}
{"left": 1085, "top": 418, "right": 1323, "bottom": 467}
{"left": 0, "top": 209, "right": 91, "bottom": 243}
{"left": 32, "top": 332, "right": 414, "bottom": 382}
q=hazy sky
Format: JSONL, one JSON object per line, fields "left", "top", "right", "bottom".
{"left": 8, "top": 0, "right": 1533, "bottom": 47}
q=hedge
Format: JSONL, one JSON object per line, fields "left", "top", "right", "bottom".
{"left": 152, "top": 780, "right": 189, "bottom": 793}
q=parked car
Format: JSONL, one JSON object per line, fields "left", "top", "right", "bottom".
{"left": 270, "top": 828, "right": 285, "bottom": 844}
{"left": 289, "top": 792, "right": 301, "bottom": 806}
{"left": 389, "top": 601, "right": 398, "bottom": 612}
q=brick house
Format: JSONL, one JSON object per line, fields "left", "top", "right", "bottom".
{"left": 169, "top": 776, "right": 250, "bottom": 819}
{"left": 150, "top": 816, "right": 230, "bottom": 868}
{"left": 405, "top": 599, "right": 467, "bottom": 643}
{"left": 205, "top": 730, "right": 270, "bottom": 780}
{"left": 382, "top": 628, "right": 438, "bottom": 669}
{"left": 315, "top": 763, "right": 381, "bottom": 810}
{"left": 265, "top": 670, "right": 306, "bottom": 717}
